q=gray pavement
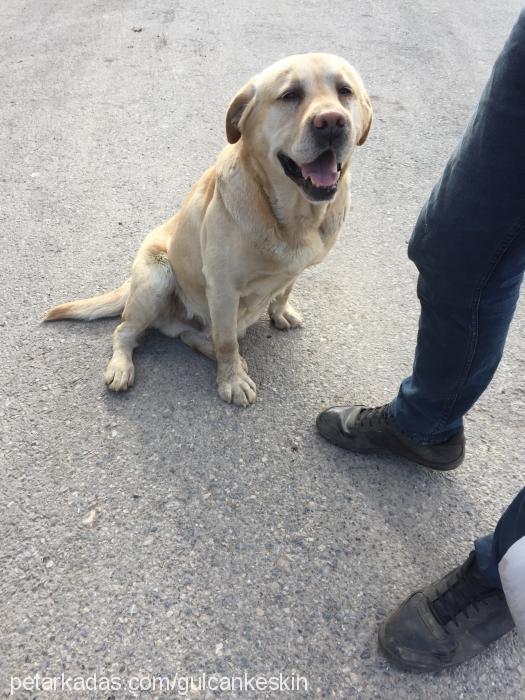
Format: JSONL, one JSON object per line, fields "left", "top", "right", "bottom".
{"left": 2, "top": 1, "right": 525, "bottom": 698}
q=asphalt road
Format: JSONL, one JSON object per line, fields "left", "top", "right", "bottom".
{"left": 2, "top": 1, "right": 525, "bottom": 698}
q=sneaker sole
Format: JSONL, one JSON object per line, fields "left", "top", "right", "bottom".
{"left": 377, "top": 629, "right": 459, "bottom": 673}
{"left": 341, "top": 444, "right": 464, "bottom": 471}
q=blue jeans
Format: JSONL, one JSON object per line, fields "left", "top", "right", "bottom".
{"left": 388, "top": 9, "right": 525, "bottom": 445}
{"left": 475, "top": 487, "right": 525, "bottom": 588}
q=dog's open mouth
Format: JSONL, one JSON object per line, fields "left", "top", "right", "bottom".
{"left": 278, "top": 149, "right": 341, "bottom": 201}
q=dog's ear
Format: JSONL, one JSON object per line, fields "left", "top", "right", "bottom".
{"left": 357, "top": 89, "right": 373, "bottom": 146}
{"left": 226, "top": 82, "right": 256, "bottom": 144}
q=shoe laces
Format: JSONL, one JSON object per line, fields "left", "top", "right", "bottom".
{"left": 355, "top": 404, "right": 390, "bottom": 430}
{"left": 431, "top": 552, "right": 502, "bottom": 627}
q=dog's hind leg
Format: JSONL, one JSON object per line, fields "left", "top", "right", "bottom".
{"left": 180, "top": 329, "right": 216, "bottom": 361}
{"left": 179, "top": 330, "right": 249, "bottom": 372}
{"left": 268, "top": 282, "right": 303, "bottom": 330}
{"left": 105, "top": 251, "right": 175, "bottom": 392}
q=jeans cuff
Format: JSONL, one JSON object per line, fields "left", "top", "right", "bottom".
{"left": 474, "top": 534, "right": 503, "bottom": 589}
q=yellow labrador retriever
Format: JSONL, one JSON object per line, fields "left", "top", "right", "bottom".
{"left": 46, "top": 53, "right": 372, "bottom": 406}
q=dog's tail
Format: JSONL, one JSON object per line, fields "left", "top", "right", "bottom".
{"left": 44, "top": 279, "right": 131, "bottom": 322}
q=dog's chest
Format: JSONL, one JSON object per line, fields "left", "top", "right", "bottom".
{"left": 241, "top": 227, "right": 331, "bottom": 300}
{"left": 269, "top": 240, "right": 320, "bottom": 273}
{"left": 270, "top": 223, "right": 333, "bottom": 269}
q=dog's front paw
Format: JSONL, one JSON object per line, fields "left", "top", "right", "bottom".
{"left": 270, "top": 304, "right": 303, "bottom": 331}
{"left": 217, "top": 368, "right": 257, "bottom": 407}
{"left": 105, "top": 357, "right": 135, "bottom": 392}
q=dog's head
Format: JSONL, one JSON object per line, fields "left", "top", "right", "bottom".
{"left": 226, "top": 53, "right": 372, "bottom": 204}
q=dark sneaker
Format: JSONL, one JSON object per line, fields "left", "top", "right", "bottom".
{"left": 378, "top": 552, "right": 515, "bottom": 672}
{"left": 316, "top": 404, "right": 464, "bottom": 470}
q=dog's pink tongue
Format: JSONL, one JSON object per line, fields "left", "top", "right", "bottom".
{"left": 300, "top": 150, "right": 339, "bottom": 187}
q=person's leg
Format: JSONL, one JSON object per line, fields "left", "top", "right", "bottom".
{"left": 475, "top": 486, "right": 525, "bottom": 587}
{"left": 389, "top": 10, "right": 525, "bottom": 444}
{"left": 378, "top": 488, "right": 525, "bottom": 671}
{"left": 318, "top": 9, "right": 525, "bottom": 463}
{"left": 477, "top": 487, "right": 525, "bottom": 637}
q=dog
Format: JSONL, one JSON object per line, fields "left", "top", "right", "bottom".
{"left": 45, "top": 53, "right": 372, "bottom": 406}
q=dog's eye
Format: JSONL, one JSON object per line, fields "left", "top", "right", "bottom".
{"left": 338, "top": 85, "right": 353, "bottom": 97}
{"left": 280, "top": 90, "right": 302, "bottom": 102}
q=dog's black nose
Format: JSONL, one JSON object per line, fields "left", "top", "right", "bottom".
{"left": 313, "top": 110, "right": 347, "bottom": 130}
{"left": 312, "top": 110, "right": 348, "bottom": 147}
